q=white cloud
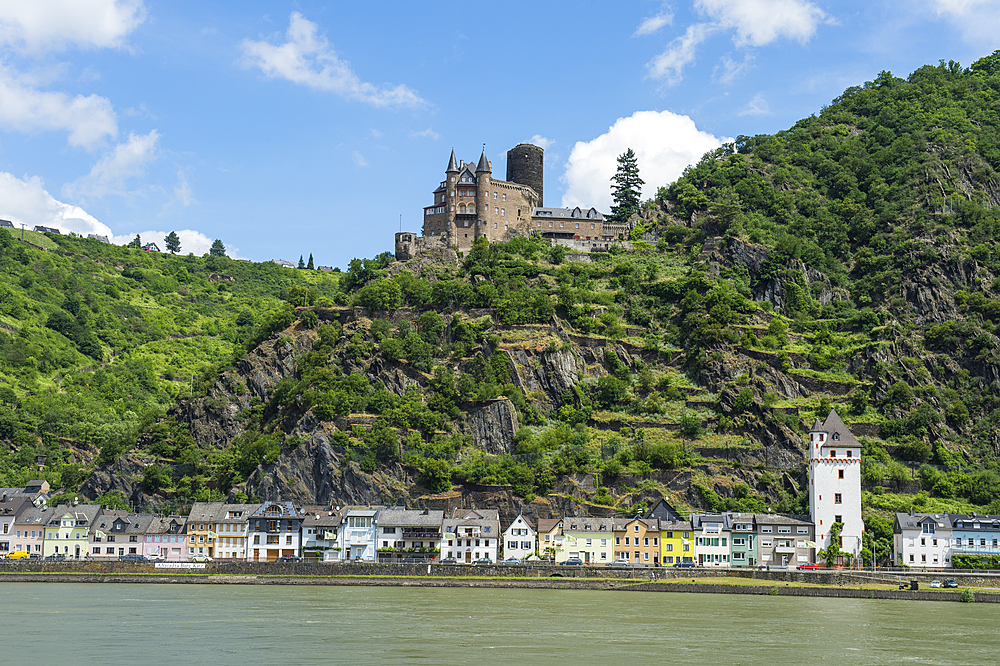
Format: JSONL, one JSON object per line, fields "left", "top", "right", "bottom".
{"left": 929, "top": 0, "right": 1000, "bottom": 45}
{"left": 647, "top": 0, "right": 829, "bottom": 84}
{"left": 412, "top": 127, "right": 440, "bottom": 140}
{"left": 529, "top": 134, "right": 554, "bottom": 150}
{"left": 562, "top": 110, "right": 730, "bottom": 211}
{"left": 63, "top": 129, "right": 159, "bottom": 200}
{"left": 715, "top": 53, "right": 754, "bottom": 83}
{"left": 634, "top": 8, "right": 674, "bottom": 36}
{"left": 0, "top": 171, "right": 108, "bottom": 236}
{"left": 739, "top": 93, "right": 771, "bottom": 116}
{"left": 352, "top": 150, "right": 368, "bottom": 167}
{"left": 647, "top": 23, "right": 718, "bottom": 85}
{"left": 241, "top": 12, "right": 425, "bottom": 108}
{"left": 0, "top": 0, "right": 145, "bottom": 54}
{"left": 0, "top": 65, "right": 117, "bottom": 148}
{"left": 696, "top": 0, "right": 829, "bottom": 47}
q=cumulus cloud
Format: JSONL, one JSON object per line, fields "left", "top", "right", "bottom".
{"left": 529, "top": 134, "right": 554, "bottom": 150}
{"left": 739, "top": 93, "right": 771, "bottom": 116}
{"left": 0, "top": 65, "right": 117, "bottom": 148}
{"left": 0, "top": 0, "right": 145, "bottom": 53}
{"left": 241, "top": 12, "right": 425, "bottom": 108}
{"left": 634, "top": 8, "right": 674, "bottom": 36}
{"left": 562, "top": 110, "right": 730, "bottom": 211}
{"left": 647, "top": 0, "right": 829, "bottom": 84}
{"left": 63, "top": 129, "right": 159, "bottom": 200}
{"left": 929, "top": 0, "right": 1000, "bottom": 45}
{"left": 0, "top": 171, "right": 107, "bottom": 236}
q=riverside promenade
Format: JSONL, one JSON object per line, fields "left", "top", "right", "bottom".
{"left": 3, "top": 561, "right": 1000, "bottom": 602}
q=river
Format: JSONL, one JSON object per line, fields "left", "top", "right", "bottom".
{"left": 2, "top": 583, "right": 993, "bottom": 664}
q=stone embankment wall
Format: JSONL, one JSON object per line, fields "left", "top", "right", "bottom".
{"left": 619, "top": 581, "right": 999, "bottom": 603}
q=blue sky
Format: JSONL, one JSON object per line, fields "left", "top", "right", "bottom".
{"left": 0, "top": 0, "right": 995, "bottom": 267}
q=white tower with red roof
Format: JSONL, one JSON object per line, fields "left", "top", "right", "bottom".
{"left": 808, "top": 410, "right": 864, "bottom": 564}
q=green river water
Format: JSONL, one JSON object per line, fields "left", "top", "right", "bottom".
{"left": 3, "top": 583, "right": 996, "bottom": 665}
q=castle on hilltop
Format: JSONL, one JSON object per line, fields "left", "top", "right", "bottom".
{"left": 396, "top": 143, "right": 623, "bottom": 260}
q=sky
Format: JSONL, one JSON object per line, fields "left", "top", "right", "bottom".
{"left": 0, "top": 0, "right": 996, "bottom": 267}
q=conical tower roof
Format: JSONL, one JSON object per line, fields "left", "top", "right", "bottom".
{"left": 446, "top": 149, "right": 459, "bottom": 172}
{"left": 476, "top": 147, "right": 491, "bottom": 173}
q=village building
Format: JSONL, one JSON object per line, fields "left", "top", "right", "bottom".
{"left": 808, "top": 410, "right": 864, "bottom": 564}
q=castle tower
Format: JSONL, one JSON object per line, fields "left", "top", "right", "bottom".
{"left": 506, "top": 143, "right": 544, "bottom": 207}
{"left": 808, "top": 410, "right": 864, "bottom": 565}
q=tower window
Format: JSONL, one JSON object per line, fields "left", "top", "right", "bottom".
{"left": 830, "top": 451, "right": 836, "bottom": 457}
{"left": 846, "top": 450, "right": 852, "bottom": 458}
{"left": 835, "top": 515, "right": 842, "bottom": 524}
{"left": 834, "top": 493, "right": 842, "bottom": 504}
{"left": 838, "top": 469, "right": 844, "bottom": 479}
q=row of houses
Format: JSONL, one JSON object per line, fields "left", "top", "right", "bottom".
{"left": 0, "top": 491, "right": 820, "bottom": 567}
{"left": 893, "top": 509, "right": 1000, "bottom": 568}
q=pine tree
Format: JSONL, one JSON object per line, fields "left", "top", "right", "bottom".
{"left": 609, "top": 148, "right": 644, "bottom": 224}
{"left": 297, "top": 255, "right": 306, "bottom": 269}
{"left": 209, "top": 239, "right": 227, "bottom": 257}
{"left": 128, "top": 234, "right": 141, "bottom": 249}
{"left": 307, "top": 253, "right": 315, "bottom": 270}
{"left": 164, "top": 231, "right": 181, "bottom": 254}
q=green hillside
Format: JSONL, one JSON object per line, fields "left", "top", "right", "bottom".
{"left": 9, "top": 55, "right": 1000, "bottom": 566}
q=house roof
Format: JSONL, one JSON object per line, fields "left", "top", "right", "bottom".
{"left": 504, "top": 514, "right": 536, "bottom": 532}
{"left": 14, "top": 505, "right": 50, "bottom": 526}
{"left": 752, "top": 513, "right": 813, "bottom": 527}
{"left": 377, "top": 507, "right": 444, "bottom": 527}
{"left": 476, "top": 148, "right": 490, "bottom": 173}
{"left": 894, "top": 512, "right": 953, "bottom": 532}
{"left": 532, "top": 206, "right": 605, "bottom": 221}
{"left": 613, "top": 517, "right": 659, "bottom": 531}
{"left": 46, "top": 504, "right": 101, "bottom": 526}
{"left": 146, "top": 516, "right": 187, "bottom": 535}
{"left": 561, "top": 516, "right": 614, "bottom": 532}
{"left": 0, "top": 498, "right": 31, "bottom": 519}
{"left": 536, "top": 518, "right": 561, "bottom": 534}
{"left": 300, "top": 506, "right": 343, "bottom": 528}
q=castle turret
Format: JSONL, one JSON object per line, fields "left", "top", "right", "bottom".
{"left": 506, "top": 143, "right": 543, "bottom": 207}
{"left": 446, "top": 149, "right": 459, "bottom": 173}
{"left": 476, "top": 147, "right": 491, "bottom": 174}
{"left": 808, "top": 409, "right": 864, "bottom": 565}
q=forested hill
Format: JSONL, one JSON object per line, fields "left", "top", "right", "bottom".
{"left": 8, "top": 55, "right": 1000, "bottom": 564}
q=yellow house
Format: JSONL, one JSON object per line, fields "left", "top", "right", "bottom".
{"left": 660, "top": 520, "right": 693, "bottom": 565}
{"left": 536, "top": 518, "right": 562, "bottom": 562}
{"left": 43, "top": 505, "right": 102, "bottom": 560}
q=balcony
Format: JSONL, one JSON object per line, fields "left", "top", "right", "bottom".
{"left": 402, "top": 530, "right": 441, "bottom": 540}
{"left": 774, "top": 546, "right": 797, "bottom": 554}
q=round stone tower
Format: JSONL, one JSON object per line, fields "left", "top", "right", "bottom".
{"left": 506, "top": 143, "right": 544, "bottom": 207}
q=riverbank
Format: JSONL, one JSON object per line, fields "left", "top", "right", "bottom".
{"left": 2, "top": 566, "right": 997, "bottom": 602}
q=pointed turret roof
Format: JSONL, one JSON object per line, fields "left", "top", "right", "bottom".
{"left": 446, "top": 149, "right": 459, "bottom": 172}
{"left": 818, "top": 409, "right": 860, "bottom": 447}
{"left": 476, "top": 147, "right": 491, "bottom": 173}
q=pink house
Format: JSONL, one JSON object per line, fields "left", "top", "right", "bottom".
{"left": 144, "top": 516, "right": 188, "bottom": 561}
{"left": 12, "top": 504, "right": 48, "bottom": 556}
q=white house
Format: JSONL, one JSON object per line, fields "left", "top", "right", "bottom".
{"left": 808, "top": 410, "right": 864, "bottom": 564}
{"left": 690, "top": 513, "right": 731, "bottom": 567}
{"left": 375, "top": 507, "right": 444, "bottom": 562}
{"left": 338, "top": 507, "right": 379, "bottom": 561}
{"left": 502, "top": 514, "right": 537, "bottom": 560}
{"left": 442, "top": 508, "right": 500, "bottom": 563}
{"left": 894, "top": 511, "right": 954, "bottom": 568}
{"left": 300, "top": 506, "right": 343, "bottom": 562}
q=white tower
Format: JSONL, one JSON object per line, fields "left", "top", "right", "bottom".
{"left": 808, "top": 410, "right": 864, "bottom": 565}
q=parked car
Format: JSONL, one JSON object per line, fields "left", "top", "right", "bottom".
{"left": 499, "top": 557, "right": 521, "bottom": 565}
{"left": 401, "top": 554, "right": 427, "bottom": 563}
{"left": 5, "top": 550, "right": 30, "bottom": 560}
{"left": 930, "top": 580, "right": 943, "bottom": 588}
{"left": 943, "top": 579, "right": 959, "bottom": 588}
{"left": 562, "top": 558, "right": 584, "bottom": 566}
{"left": 674, "top": 561, "right": 696, "bottom": 568}
{"left": 118, "top": 554, "right": 146, "bottom": 562}
{"left": 439, "top": 557, "right": 458, "bottom": 564}
{"left": 796, "top": 563, "right": 819, "bottom": 570}
{"left": 145, "top": 553, "right": 164, "bottom": 562}
{"left": 190, "top": 555, "right": 213, "bottom": 563}
{"left": 472, "top": 558, "right": 492, "bottom": 565}
{"left": 276, "top": 555, "right": 303, "bottom": 563}
{"left": 609, "top": 558, "right": 631, "bottom": 567}
{"left": 44, "top": 553, "right": 66, "bottom": 561}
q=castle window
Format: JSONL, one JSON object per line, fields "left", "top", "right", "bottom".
{"left": 576, "top": 223, "right": 579, "bottom": 228}
{"left": 505, "top": 225, "right": 508, "bottom": 230}
{"left": 538, "top": 222, "right": 541, "bottom": 227}
{"left": 502, "top": 193, "right": 506, "bottom": 201}
{"left": 560, "top": 222, "right": 564, "bottom": 228}
{"left": 501, "top": 208, "right": 505, "bottom": 216}
{"left": 450, "top": 191, "right": 455, "bottom": 197}
{"left": 549, "top": 222, "right": 552, "bottom": 227}
{"left": 591, "top": 224, "right": 595, "bottom": 229}
{"left": 495, "top": 207, "right": 499, "bottom": 214}
{"left": 459, "top": 204, "right": 466, "bottom": 213}
{"left": 494, "top": 193, "right": 498, "bottom": 199}
{"left": 469, "top": 205, "right": 475, "bottom": 213}
{"left": 494, "top": 223, "right": 497, "bottom": 228}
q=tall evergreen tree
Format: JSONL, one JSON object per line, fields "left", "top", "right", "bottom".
{"left": 307, "top": 253, "right": 315, "bottom": 270}
{"left": 164, "top": 231, "right": 181, "bottom": 254}
{"left": 298, "top": 255, "right": 306, "bottom": 269}
{"left": 609, "top": 148, "right": 644, "bottom": 224}
{"left": 128, "top": 234, "right": 141, "bottom": 249}
{"left": 209, "top": 239, "right": 227, "bottom": 257}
